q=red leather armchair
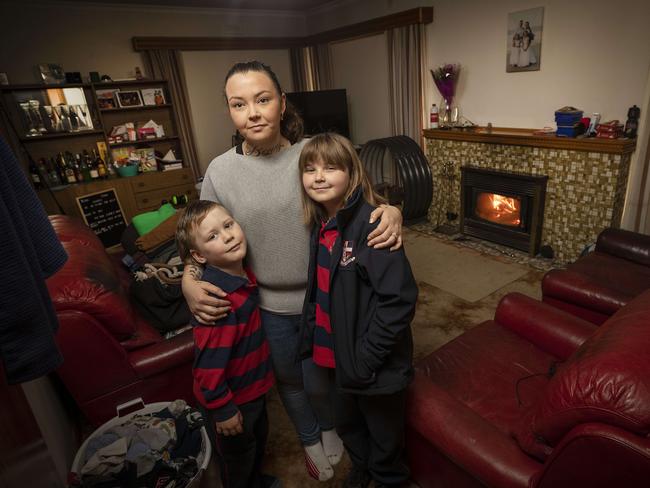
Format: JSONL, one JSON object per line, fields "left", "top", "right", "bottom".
{"left": 46, "top": 215, "right": 195, "bottom": 426}
{"left": 407, "top": 290, "right": 650, "bottom": 488}
{"left": 542, "top": 228, "right": 650, "bottom": 324}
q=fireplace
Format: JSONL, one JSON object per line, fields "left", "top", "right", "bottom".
{"left": 460, "top": 167, "right": 548, "bottom": 255}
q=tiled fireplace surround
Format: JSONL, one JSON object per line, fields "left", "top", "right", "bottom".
{"left": 423, "top": 129, "right": 636, "bottom": 263}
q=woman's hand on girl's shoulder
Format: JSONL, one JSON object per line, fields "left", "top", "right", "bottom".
{"left": 367, "top": 204, "right": 403, "bottom": 251}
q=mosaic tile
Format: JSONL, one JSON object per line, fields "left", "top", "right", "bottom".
{"left": 425, "top": 139, "right": 632, "bottom": 263}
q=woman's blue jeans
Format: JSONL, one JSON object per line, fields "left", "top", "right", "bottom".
{"left": 260, "top": 310, "right": 334, "bottom": 446}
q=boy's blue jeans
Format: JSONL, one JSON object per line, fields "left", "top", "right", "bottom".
{"left": 260, "top": 310, "right": 334, "bottom": 446}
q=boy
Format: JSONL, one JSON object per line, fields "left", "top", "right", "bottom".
{"left": 176, "top": 200, "right": 275, "bottom": 488}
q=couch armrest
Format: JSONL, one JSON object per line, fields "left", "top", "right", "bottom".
{"left": 495, "top": 293, "right": 598, "bottom": 360}
{"left": 542, "top": 270, "right": 631, "bottom": 316}
{"left": 407, "top": 373, "right": 540, "bottom": 488}
{"left": 129, "top": 329, "right": 194, "bottom": 378}
{"left": 55, "top": 310, "right": 138, "bottom": 403}
{"left": 533, "top": 423, "right": 650, "bottom": 488}
{"left": 596, "top": 228, "right": 650, "bottom": 267}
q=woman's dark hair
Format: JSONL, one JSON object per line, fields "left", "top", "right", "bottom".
{"left": 224, "top": 60, "right": 304, "bottom": 144}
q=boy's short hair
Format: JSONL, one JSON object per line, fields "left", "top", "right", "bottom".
{"left": 175, "top": 200, "right": 229, "bottom": 264}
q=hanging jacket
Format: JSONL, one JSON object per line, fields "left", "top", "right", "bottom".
{"left": 0, "top": 136, "right": 67, "bottom": 384}
{"left": 299, "top": 189, "right": 418, "bottom": 395}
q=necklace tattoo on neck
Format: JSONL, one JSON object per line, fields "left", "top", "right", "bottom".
{"left": 243, "top": 140, "right": 287, "bottom": 157}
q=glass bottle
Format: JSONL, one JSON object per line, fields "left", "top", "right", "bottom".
{"left": 93, "top": 149, "right": 108, "bottom": 179}
{"left": 47, "top": 157, "right": 62, "bottom": 186}
{"left": 63, "top": 154, "right": 77, "bottom": 184}
{"left": 29, "top": 161, "right": 43, "bottom": 189}
{"left": 85, "top": 150, "right": 99, "bottom": 179}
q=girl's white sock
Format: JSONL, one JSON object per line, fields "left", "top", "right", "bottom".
{"left": 304, "top": 441, "right": 334, "bottom": 481}
{"left": 321, "top": 429, "right": 344, "bottom": 466}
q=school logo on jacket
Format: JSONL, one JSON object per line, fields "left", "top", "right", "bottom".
{"left": 340, "top": 240, "right": 355, "bottom": 266}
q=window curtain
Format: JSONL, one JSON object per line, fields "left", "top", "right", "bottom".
{"left": 290, "top": 44, "right": 333, "bottom": 92}
{"left": 142, "top": 49, "right": 201, "bottom": 177}
{"left": 621, "top": 68, "right": 650, "bottom": 233}
{"left": 387, "top": 24, "right": 426, "bottom": 143}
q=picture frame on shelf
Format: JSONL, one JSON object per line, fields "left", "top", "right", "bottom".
{"left": 96, "top": 89, "right": 119, "bottom": 110}
{"left": 116, "top": 90, "right": 144, "bottom": 108}
{"left": 141, "top": 88, "right": 166, "bottom": 106}
{"left": 65, "top": 72, "right": 82, "bottom": 84}
{"left": 38, "top": 63, "right": 66, "bottom": 85}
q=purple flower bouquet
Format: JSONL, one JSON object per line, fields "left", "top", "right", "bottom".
{"left": 430, "top": 64, "right": 461, "bottom": 122}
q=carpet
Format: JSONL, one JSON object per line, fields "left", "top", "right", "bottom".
{"left": 199, "top": 229, "right": 547, "bottom": 487}
{"left": 403, "top": 229, "right": 530, "bottom": 302}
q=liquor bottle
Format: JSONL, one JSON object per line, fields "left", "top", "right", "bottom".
{"left": 37, "top": 158, "right": 48, "bottom": 186}
{"left": 29, "top": 161, "right": 43, "bottom": 189}
{"left": 47, "top": 157, "right": 62, "bottom": 186}
{"left": 73, "top": 154, "right": 85, "bottom": 183}
{"left": 85, "top": 150, "right": 99, "bottom": 179}
{"left": 93, "top": 149, "right": 108, "bottom": 179}
{"left": 56, "top": 153, "right": 68, "bottom": 183}
{"left": 63, "top": 154, "right": 77, "bottom": 184}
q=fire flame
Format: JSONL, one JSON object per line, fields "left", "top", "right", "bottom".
{"left": 476, "top": 193, "right": 521, "bottom": 226}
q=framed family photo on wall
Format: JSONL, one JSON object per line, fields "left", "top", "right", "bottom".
{"left": 506, "top": 7, "right": 544, "bottom": 72}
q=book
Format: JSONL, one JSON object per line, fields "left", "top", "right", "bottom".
{"left": 161, "top": 162, "right": 183, "bottom": 171}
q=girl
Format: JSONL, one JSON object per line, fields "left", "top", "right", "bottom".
{"left": 182, "top": 61, "right": 404, "bottom": 481}
{"left": 298, "top": 133, "right": 418, "bottom": 488}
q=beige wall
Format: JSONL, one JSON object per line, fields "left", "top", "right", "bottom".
{"left": 331, "top": 34, "right": 392, "bottom": 144}
{"left": 182, "top": 50, "right": 293, "bottom": 173}
{"left": 425, "top": 0, "right": 650, "bottom": 128}
{"left": 0, "top": 1, "right": 304, "bottom": 84}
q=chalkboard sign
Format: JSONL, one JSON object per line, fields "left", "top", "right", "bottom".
{"left": 76, "top": 188, "right": 127, "bottom": 248}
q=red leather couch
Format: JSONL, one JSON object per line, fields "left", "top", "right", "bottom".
{"left": 542, "top": 228, "right": 650, "bottom": 324}
{"left": 46, "top": 215, "right": 195, "bottom": 426}
{"left": 407, "top": 290, "right": 650, "bottom": 488}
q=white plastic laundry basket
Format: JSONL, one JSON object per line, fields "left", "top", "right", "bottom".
{"left": 70, "top": 398, "right": 211, "bottom": 488}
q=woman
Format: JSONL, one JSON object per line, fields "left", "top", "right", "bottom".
{"left": 520, "top": 21, "right": 537, "bottom": 67}
{"left": 510, "top": 19, "right": 524, "bottom": 67}
{"left": 182, "top": 61, "right": 403, "bottom": 481}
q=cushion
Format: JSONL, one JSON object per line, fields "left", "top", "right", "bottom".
{"left": 47, "top": 240, "right": 136, "bottom": 340}
{"left": 131, "top": 203, "right": 176, "bottom": 236}
{"left": 515, "top": 290, "right": 650, "bottom": 460}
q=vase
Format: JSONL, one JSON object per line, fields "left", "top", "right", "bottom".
{"left": 441, "top": 99, "right": 460, "bottom": 127}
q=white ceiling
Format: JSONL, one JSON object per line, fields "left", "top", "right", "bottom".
{"left": 46, "top": 0, "right": 337, "bottom": 11}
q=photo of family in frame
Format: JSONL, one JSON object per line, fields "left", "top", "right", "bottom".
{"left": 506, "top": 7, "right": 543, "bottom": 72}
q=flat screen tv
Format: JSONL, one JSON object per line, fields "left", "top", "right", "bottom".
{"left": 286, "top": 89, "right": 350, "bottom": 138}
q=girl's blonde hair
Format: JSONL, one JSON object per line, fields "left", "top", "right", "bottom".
{"left": 299, "top": 132, "right": 385, "bottom": 225}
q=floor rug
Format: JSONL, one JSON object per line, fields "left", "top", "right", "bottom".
{"left": 403, "top": 229, "right": 530, "bottom": 302}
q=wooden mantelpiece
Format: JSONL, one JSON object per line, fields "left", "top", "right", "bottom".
{"left": 423, "top": 127, "right": 636, "bottom": 155}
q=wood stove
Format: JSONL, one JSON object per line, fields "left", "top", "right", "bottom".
{"left": 460, "top": 167, "right": 548, "bottom": 255}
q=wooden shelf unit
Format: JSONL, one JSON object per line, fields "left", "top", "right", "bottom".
{"left": 1, "top": 79, "right": 196, "bottom": 225}
{"left": 38, "top": 167, "right": 197, "bottom": 223}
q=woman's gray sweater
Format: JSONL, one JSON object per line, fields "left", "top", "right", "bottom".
{"left": 200, "top": 139, "right": 310, "bottom": 314}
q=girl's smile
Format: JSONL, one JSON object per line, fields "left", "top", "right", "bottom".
{"left": 302, "top": 158, "right": 350, "bottom": 219}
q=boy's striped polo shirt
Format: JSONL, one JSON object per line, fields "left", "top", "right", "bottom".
{"left": 191, "top": 266, "right": 274, "bottom": 421}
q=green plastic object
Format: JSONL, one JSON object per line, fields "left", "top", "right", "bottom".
{"left": 132, "top": 203, "right": 176, "bottom": 236}
{"left": 117, "top": 165, "right": 139, "bottom": 177}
